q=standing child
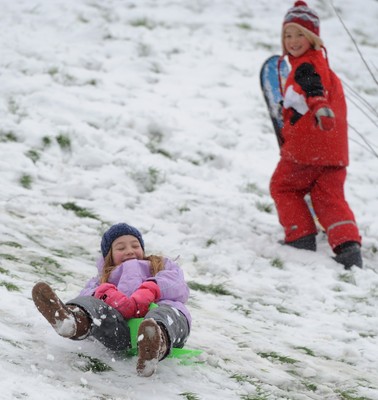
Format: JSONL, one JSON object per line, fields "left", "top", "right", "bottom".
{"left": 269, "top": 1, "right": 362, "bottom": 269}
{"left": 32, "top": 222, "right": 191, "bottom": 377}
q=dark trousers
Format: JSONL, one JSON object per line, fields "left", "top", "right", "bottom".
{"left": 67, "top": 296, "right": 190, "bottom": 352}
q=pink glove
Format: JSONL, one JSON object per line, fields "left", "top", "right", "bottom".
{"left": 94, "top": 283, "right": 117, "bottom": 299}
{"left": 130, "top": 281, "right": 161, "bottom": 317}
{"left": 308, "top": 96, "right": 335, "bottom": 131}
{"left": 94, "top": 281, "right": 161, "bottom": 319}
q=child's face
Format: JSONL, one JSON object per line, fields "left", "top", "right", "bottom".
{"left": 284, "top": 25, "right": 312, "bottom": 57}
{"left": 111, "top": 235, "right": 144, "bottom": 265}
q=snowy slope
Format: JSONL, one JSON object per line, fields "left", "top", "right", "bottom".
{"left": 1, "top": 0, "right": 378, "bottom": 399}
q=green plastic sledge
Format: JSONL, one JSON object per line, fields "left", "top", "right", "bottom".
{"left": 126, "top": 303, "right": 202, "bottom": 363}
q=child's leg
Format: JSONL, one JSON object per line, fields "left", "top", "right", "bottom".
{"left": 32, "top": 282, "right": 91, "bottom": 339}
{"left": 310, "top": 166, "right": 361, "bottom": 249}
{"left": 67, "top": 296, "right": 131, "bottom": 351}
{"left": 270, "top": 159, "right": 317, "bottom": 243}
{"left": 136, "top": 305, "right": 190, "bottom": 377}
{"left": 145, "top": 305, "right": 190, "bottom": 352}
{"left": 310, "top": 166, "right": 362, "bottom": 269}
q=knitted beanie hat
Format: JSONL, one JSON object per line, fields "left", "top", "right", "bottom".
{"left": 101, "top": 223, "right": 145, "bottom": 257}
{"left": 282, "top": 1, "right": 323, "bottom": 53}
{"left": 283, "top": 1, "right": 320, "bottom": 36}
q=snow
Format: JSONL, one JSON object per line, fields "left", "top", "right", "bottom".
{"left": 1, "top": 0, "right": 378, "bottom": 399}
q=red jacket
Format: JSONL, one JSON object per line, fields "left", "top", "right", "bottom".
{"left": 281, "top": 48, "right": 349, "bottom": 166}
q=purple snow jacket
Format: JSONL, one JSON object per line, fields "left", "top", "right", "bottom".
{"left": 79, "top": 257, "right": 191, "bottom": 327}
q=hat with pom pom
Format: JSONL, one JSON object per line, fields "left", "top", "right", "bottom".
{"left": 101, "top": 223, "right": 145, "bottom": 257}
{"left": 282, "top": 1, "right": 324, "bottom": 53}
{"left": 283, "top": 1, "right": 320, "bottom": 36}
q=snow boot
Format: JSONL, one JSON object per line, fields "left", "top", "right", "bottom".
{"left": 333, "top": 242, "right": 363, "bottom": 270}
{"left": 136, "top": 318, "right": 169, "bottom": 377}
{"left": 32, "top": 282, "right": 91, "bottom": 339}
{"left": 285, "top": 234, "right": 316, "bottom": 251}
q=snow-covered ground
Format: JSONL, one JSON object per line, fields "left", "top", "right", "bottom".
{"left": 1, "top": 0, "right": 378, "bottom": 399}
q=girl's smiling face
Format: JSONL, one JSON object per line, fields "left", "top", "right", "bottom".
{"left": 284, "top": 25, "right": 312, "bottom": 57}
{"left": 111, "top": 235, "right": 144, "bottom": 265}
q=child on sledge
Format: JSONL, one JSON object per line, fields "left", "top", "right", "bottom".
{"left": 32, "top": 222, "right": 191, "bottom": 377}
{"left": 269, "top": 1, "right": 362, "bottom": 269}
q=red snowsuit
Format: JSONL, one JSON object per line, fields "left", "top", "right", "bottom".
{"left": 270, "top": 48, "right": 361, "bottom": 249}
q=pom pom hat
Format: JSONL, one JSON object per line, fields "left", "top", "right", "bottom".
{"left": 101, "top": 223, "right": 145, "bottom": 257}
{"left": 282, "top": 1, "right": 323, "bottom": 53}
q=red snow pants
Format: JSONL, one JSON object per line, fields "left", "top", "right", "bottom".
{"left": 270, "top": 159, "right": 361, "bottom": 250}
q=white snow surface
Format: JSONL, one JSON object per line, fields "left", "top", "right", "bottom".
{"left": 1, "top": 0, "right": 378, "bottom": 399}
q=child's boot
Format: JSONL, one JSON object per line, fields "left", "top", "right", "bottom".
{"left": 285, "top": 234, "right": 316, "bottom": 251}
{"left": 333, "top": 241, "right": 363, "bottom": 270}
{"left": 136, "top": 318, "right": 169, "bottom": 377}
{"left": 32, "top": 282, "right": 91, "bottom": 339}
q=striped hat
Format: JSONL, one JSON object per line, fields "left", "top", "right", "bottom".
{"left": 283, "top": 1, "right": 320, "bottom": 36}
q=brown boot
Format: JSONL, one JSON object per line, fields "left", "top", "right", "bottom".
{"left": 32, "top": 282, "right": 91, "bottom": 339}
{"left": 136, "top": 318, "right": 169, "bottom": 377}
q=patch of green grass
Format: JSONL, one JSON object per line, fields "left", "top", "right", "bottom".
{"left": 257, "top": 351, "right": 298, "bottom": 364}
{"left": 42, "top": 136, "right": 52, "bottom": 148}
{"left": 303, "top": 381, "right": 317, "bottom": 392}
{"left": 255, "top": 42, "right": 275, "bottom": 51}
{"left": 86, "top": 78, "right": 98, "bottom": 86}
{"left": 149, "top": 146, "right": 172, "bottom": 159}
{"left": 47, "top": 66, "right": 59, "bottom": 76}
{"left": 0, "top": 241, "right": 22, "bottom": 248}
{"left": 256, "top": 201, "right": 273, "bottom": 213}
{"left": 338, "top": 273, "right": 356, "bottom": 284}
{"left": 205, "top": 238, "right": 217, "bottom": 247}
{"left": 61, "top": 202, "right": 99, "bottom": 220}
{"left": 19, "top": 174, "right": 32, "bottom": 189}
{"left": 179, "top": 393, "right": 200, "bottom": 400}
{"left": 77, "top": 353, "right": 113, "bottom": 373}
{"left": 133, "top": 167, "right": 163, "bottom": 192}
{"left": 8, "top": 98, "right": 20, "bottom": 114}
{"left": 178, "top": 205, "right": 190, "bottom": 213}
{"left": 240, "top": 395, "right": 269, "bottom": 400}
{"left": 270, "top": 257, "right": 284, "bottom": 269}
{"left": 30, "top": 256, "right": 72, "bottom": 283}
{"left": 0, "top": 336, "right": 24, "bottom": 348}
{"left": 0, "top": 281, "right": 21, "bottom": 292}
{"left": 276, "top": 305, "right": 300, "bottom": 316}
{"left": 236, "top": 22, "right": 252, "bottom": 30}
{"left": 130, "top": 17, "right": 156, "bottom": 29}
{"left": 0, "top": 267, "right": 10, "bottom": 275}
{"left": 145, "top": 167, "right": 161, "bottom": 192}
{"left": 243, "top": 182, "right": 263, "bottom": 195}
{"left": 26, "top": 149, "right": 40, "bottom": 163}
{"left": 231, "top": 373, "right": 254, "bottom": 384}
{"left": 0, "top": 253, "right": 20, "bottom": 262}
{"left": 56, "top": 134, "right": 71, "bottom": 150}
{"left": 188, "top": 281, "right": 232, "bottom": 296}
{"left": 359, "top": 332, "right": 376, "bottom": 338}
{"left": 295, "top": 346, "right": 316, "bottom": 356}
{"left": 337, "top": 390, "right": 370, "bottom": 400}
{"left": 0, "top": 131, "right": 18, "bottom": 142}
{"left": 232, "top": 304, "right": 251, "bottom": 317}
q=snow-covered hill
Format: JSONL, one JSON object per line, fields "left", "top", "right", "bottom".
{"left": 1, "top": 1, "right": 378, "bottom": 399}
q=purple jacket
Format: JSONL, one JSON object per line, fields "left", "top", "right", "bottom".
{"left": 79, "top": 257, "right": 191, "bottom": 327}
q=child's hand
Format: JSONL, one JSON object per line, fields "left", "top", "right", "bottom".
{"left": 94, "top": 281, "right": 161, "bottom": 319}
{"left": 314, "top": 106, "right": 335, "bottom": 131}
{"left": 94, "top": 283, "right": 117, "bottom": 300}
{"left": 308, "top": 96, "right": 335, "bottom": 131}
